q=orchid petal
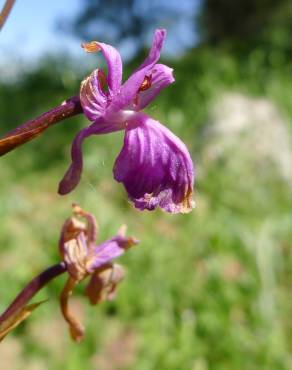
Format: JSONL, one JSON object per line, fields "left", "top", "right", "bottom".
{"left": 58, "top": 119, "right": 125, "bottom": 195}
{"left": 113, "top": 114, "right": 195, "bottom": 213}
{"left": 80, "top": 69, "right": 108, "bottom": 121}
{"left": 82, "top": 41, "right": 122, "bottom": 95}
{"left": 72, "top": 204, "right": 98, "bottom": 245}
{"left": 63, "top": 233, "right": 89, "bottom": 281}
{"left": 85, "top": 264, "right": 125, "bottom": 305}
{"left": 97, "top": 42, "right": 123, "bottom": 94}
{"left": 58, "top": 126, "right": 94, "bottom": 195}
{"left": 60, "top": 277, "right": 85, "bottom": 342}
{"left": 59, "top": 216, "right": 87, "bottom": 258}
{"left": 107, "top": 29, "right": 167, "bottom": 114}
{"left": 86, "top": 235, "right": 138, "bottom": 272}
{"left": 134, "top": 63, "right": 175, "bottom": 110}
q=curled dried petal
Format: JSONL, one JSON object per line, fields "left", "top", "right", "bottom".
{"left": 60, "top": 277, "right": 85, "bottom": 343}
{"left": 85, "top": 264, "right": 125, "bottom": 305}
{"left": 72, "top": 203, "right": 98, "bottom": 245}
{"left": 63, "top": 233, "right": 89, "bottom": 282}
{"left": 59, "top": 216, "right": 87, "bottom": 257}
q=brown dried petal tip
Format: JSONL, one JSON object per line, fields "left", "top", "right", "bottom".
{"left": 81, "top": 41, "right": 101, "bottom": 53}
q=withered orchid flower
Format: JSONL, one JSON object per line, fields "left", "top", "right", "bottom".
{"left": 59, "top": 204, "right": 138, "bottom": 342}
{"left": 0, "top": 205, "right": 138, "bottom": 342}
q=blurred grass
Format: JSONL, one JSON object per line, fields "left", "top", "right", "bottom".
{"left": 0, "top": 48, "right": 291, "bottom": 370}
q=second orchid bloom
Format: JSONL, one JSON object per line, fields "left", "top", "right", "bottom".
{"left": 59, "top": 29, "right": 195, "bottom": 214}
{"left": 59, "top": 204, "right": 138, "bottom": 342}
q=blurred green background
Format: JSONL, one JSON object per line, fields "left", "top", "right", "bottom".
{"left": 0, "top": 1, "right": 292, "bottom": 369}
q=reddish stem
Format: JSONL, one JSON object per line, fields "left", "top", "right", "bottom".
{"left": 0, "top": 262, "right": 66, "bottom": 324}
{"left": 0, "top": 0, "right": 16, "bottom": 30}
{"left": 0, "top": 96, "right": 83, "bottom": 156}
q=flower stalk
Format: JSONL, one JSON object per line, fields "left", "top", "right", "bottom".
{"left": 0, "top": 96, "right": 83, "bottom": 156}
{"left": 0, "top": 263, "right": 66, "bottom": 324}
{"left": 0, "top": 0, "right": 16, "bottom": 30}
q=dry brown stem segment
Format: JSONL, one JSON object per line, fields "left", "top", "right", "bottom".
{"left": 0, "top": 0, "right": 16, "bottom": 30}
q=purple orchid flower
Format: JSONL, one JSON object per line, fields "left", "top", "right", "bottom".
{"left": 59, "top": 204, "right": 138, "bottom": 342}
{"left": 58, "top": 29, "right": 195, "bottom": 214}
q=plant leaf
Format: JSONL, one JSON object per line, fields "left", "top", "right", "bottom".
{"left": 0, "top": 300, "right": 47, "bottom": 342}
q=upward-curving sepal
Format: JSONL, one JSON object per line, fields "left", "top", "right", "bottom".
{"left": 82, "top": 40, "right": 123, "bottom": 95}
{"left": 106, "top": 29, "right": 167, "bottom": 115}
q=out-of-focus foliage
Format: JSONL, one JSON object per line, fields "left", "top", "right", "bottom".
{"left": 62, "top": 0, "right": 292, "bottom": 58}
{"left": 199, "top": 0, "right": 292, "bottom": 54}
{"left": 60, "top": 0, "right": 197, "bottom": 56}
{"left": 0, "top": 56, "right": 84, "bottom": 169}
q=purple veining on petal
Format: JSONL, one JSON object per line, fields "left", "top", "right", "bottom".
{"left": 113, "top": 113, "right": 195, "bottom": 213}
{"left": 80, "top": 69, "right": 108, "bottom": 122}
